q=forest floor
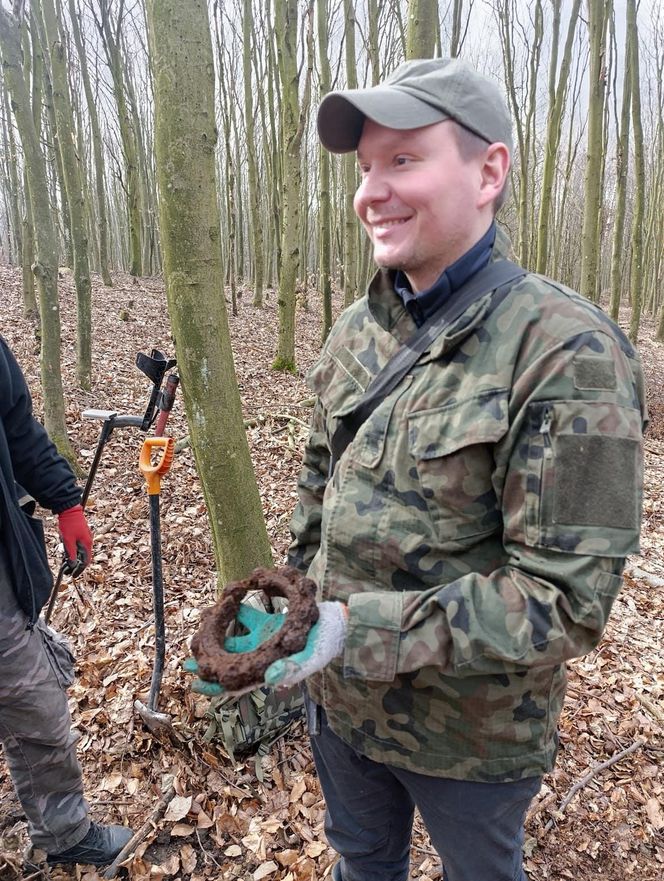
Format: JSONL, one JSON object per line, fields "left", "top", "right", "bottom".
{"left": 0, "top": 265, "right": 662, "bottom": 881}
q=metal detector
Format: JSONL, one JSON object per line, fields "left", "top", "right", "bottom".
{"left": 43, "top": 349, "right": 178, "bottom": 625}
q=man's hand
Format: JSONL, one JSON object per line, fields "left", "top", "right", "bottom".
{"left": 183, "top": 602, "right": 347, "bottom": 693}
{"left": 57, "top": 504, "right": 92, "bottom": 576}
{"left": 264, "top": 601, "right": 348, "bottom": 689}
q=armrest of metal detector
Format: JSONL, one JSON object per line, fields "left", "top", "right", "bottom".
{"left": 83, "top": 409, "right": 144, "bottom": 429}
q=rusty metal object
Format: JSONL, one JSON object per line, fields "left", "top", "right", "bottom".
{"left": 190, "top": 566, "right": 319, "bottom": 691}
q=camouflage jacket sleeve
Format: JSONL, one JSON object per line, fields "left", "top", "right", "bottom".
{"left": 287, "top": 398, "right": 330, "bottom": 574}
{"left": 343, "top": 327, "right": 646, "bottom": 681}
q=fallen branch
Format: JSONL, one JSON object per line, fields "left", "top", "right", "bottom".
{"left": 176, "top": 411, "right": 310, "bottom": 452}
{"left": 102, "top": 784, "right": 175, "bottom": 879}
{"left": 636, "top": 692, "right": 664, "bottom": 728}
{"left": 543, "top": 738, "right": 646, "bottom": 833}
{"left": 624, "top": 564, "right": 664, "bottom": 589}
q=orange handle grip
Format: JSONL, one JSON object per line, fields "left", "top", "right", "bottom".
{"left": 139, "top": 436, "right": 174, "bottom": 495}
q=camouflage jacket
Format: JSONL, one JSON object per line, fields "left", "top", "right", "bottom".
{"left": 288, "top": 240, "right": 646, "bottom": 782}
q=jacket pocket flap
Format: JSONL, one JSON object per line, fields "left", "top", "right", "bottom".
{"left": 408, "top": 389, "right": 509, "bottom": 459}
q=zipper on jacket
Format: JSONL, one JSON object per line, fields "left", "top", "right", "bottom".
{"left": 539, "top": 406, "right": 554, "bottom": 459}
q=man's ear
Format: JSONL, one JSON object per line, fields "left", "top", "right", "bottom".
{"left": 478, "top": 143, "right": 510, "bottom": 209}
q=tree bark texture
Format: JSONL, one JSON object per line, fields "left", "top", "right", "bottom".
{"left": 145, "top": 0, "right": 273, "bottom": 584}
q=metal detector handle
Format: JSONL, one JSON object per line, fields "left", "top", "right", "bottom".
{"left": 154, "top": 374, "right": 179, "bottom": 436}
{"left": 139, "top": 437, "right": 175, "bottom": 495}
{"left": 44, "top": 412, "right": 117, "bottom": 625}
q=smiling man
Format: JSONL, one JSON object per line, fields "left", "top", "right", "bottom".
{"left": 278, "top": 59, "right": 645, "bottom": 881}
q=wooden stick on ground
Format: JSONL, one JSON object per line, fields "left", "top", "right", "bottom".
{"left": 543, "top": 738, "right": 646, "bottom": 833}
{"left": 103, "top": 784, "right": 175, "bottom": 879}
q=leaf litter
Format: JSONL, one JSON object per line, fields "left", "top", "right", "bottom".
{"left": 0, "top": 266, "right": 662, "bottom": 880}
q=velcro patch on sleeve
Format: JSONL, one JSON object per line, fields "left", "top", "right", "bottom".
{"left": 573, "top": 356, "right": 617, "bottom": 391}
{"left": 553, "top": 435, "right": 638, "bottom": 529}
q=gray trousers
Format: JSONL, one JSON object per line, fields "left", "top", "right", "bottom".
{"left": 312, "top": 709, "right": 541, "bottom": 881}
{"left": 0, "top": 548, "right": 89, "bottom": 852}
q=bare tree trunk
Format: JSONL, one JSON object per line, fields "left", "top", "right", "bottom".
{"left": 0, "top": 7, "right": 76, "bottom": 463}
{"left": 535, "top": 0, "right": 581, "bottom": 275}
{"left": 342, "top": 0, "right": 358, "bottom": 308}
{"left": 41, "top": 0, "right": 93, "bottom": 390}
{"left": 317, "top": 0, "right": 332, "bottom": 342}
{"left": 609, "top": 9, "right": 631, "bottom": 321}
{"left": 580, "top": 0, "right": 610, "bottom": 302}
{"left": 274, "top": 0, "right": 313, "bottom": 371}
{"left": 68, "top": 0, "right": 112, "bottom": 286}
{"left": 627, "top": 0, "right": 644, "bottom": 343}
{"left": 95, "top": 0, "right": 143, "bottom": 276}
{"left": 243, "top": 0, "right": 265, "bottom": 308}
{"left": 406, "top": 0, "right": 438, "bottom": 59}
{"left": 145, "top": 0, "right": 273, "bottom": 583}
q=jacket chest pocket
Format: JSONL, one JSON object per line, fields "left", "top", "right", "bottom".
{"left": 407, "top": 389, "right": 509, "bottom": 542}
{"left": 522, "top": 399, "right": 642, "bottom": 556}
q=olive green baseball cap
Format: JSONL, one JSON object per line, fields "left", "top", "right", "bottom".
{"left": 317, "top": 57, "right": 512, "bottom": 154}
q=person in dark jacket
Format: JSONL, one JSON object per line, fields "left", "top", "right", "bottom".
{"left": 0, "top": 335, "right": 133, "bottom": 867}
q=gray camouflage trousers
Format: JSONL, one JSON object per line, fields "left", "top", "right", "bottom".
{"left": 0, "top": 547, "right": 90, "bottom": 852}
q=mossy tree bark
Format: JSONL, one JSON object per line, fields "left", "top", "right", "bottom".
{"left": 41, "top": 0, "right": 93, "bottom": 390}
{"left": 145, "top": 0, "right": 273, "bottom": 585}
{"left": 0, "top": 6, "right": 76, "bottom": 464}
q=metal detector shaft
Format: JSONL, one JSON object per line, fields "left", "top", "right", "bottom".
{"left": 147, "top": 493, "right": 165, "bottom": 710}
{"left": 44, "top": 414, "right": 118, "bottom": 625}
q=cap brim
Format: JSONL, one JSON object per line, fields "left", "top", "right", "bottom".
{"left": 317, "top": 88, "right": 449, "bottom": 153}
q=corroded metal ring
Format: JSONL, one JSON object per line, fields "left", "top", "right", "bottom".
{"left": 190, "top": 566, "right": 319, "bottom": 691}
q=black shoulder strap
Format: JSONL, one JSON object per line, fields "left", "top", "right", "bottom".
{"left": 329, "top": 259, "right": 526, "bottom": 474}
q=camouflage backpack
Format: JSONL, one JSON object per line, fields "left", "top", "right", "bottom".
{"left": 199, "top": 590, "right": 304, "bottom": 772}
{"left": 203, "top": 685, "right": 304, "bottom": 775}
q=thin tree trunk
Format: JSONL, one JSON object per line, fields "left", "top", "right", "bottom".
{"left": 627, "top": 0, "right": 644, "bottom": 343}
{"left": 243, "top": 0, "right": 265, "bottom": 308}
{"left": 68, "top": 0, "right": 112, "bottom": 286}
{"left": 0, "top": 7, "right": 76, "bottom": 463}
{"left": 96, "top": 0, "right": 143, "bottom": 276}
{"left": 580, "top": 0, "right": 609, "bottom": 302}
{"left": 273, "top": 0, "right": 310, "bottom": 371}
{"left": 41, "top": 0, "right": 93, "bottom": 390}
{"left": 342, "top": 0, "right": 358, "bottom": 308}
{"left": 609, "top": 11, "right": 631, "bottom": 322}
{"left": 317, "top": 0, "right": 332, "bottom": 342}
{"left": 535, "top": 0, "right": 581, "bottom": 275}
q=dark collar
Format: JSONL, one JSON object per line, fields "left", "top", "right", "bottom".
{"left": 394, "top": 223, "right": 497, "bottom": 327}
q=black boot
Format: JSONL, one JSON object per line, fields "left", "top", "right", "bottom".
{"left": 47, "top": 821, "right": 133, "bottom": 866}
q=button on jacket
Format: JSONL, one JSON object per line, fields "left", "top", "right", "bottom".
{"left": 288, "top": 236, "right": 646, "bottom": 782}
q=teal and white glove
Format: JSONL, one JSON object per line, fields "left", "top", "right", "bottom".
{"left": 183, "top": 603, "right": 286, "bottom": 696}
{"left": 264, "top": 601, "right": 348, "bottom": 689}
{"left": 183, "top": 601, "right": 347, "bottom": 694}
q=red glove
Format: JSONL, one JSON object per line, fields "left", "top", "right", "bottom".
{"left": 57, "top": 504, "right": 93, "bottom": 576}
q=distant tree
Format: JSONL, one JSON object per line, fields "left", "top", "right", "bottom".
{"left": 580, "top": 0, "right": 610, "bottom": 302}
{"left": 0, "top": 6, "right": 76, "bottom": 463}
{"left": 40, "top": 0, "right": 93, "bottom": 389}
